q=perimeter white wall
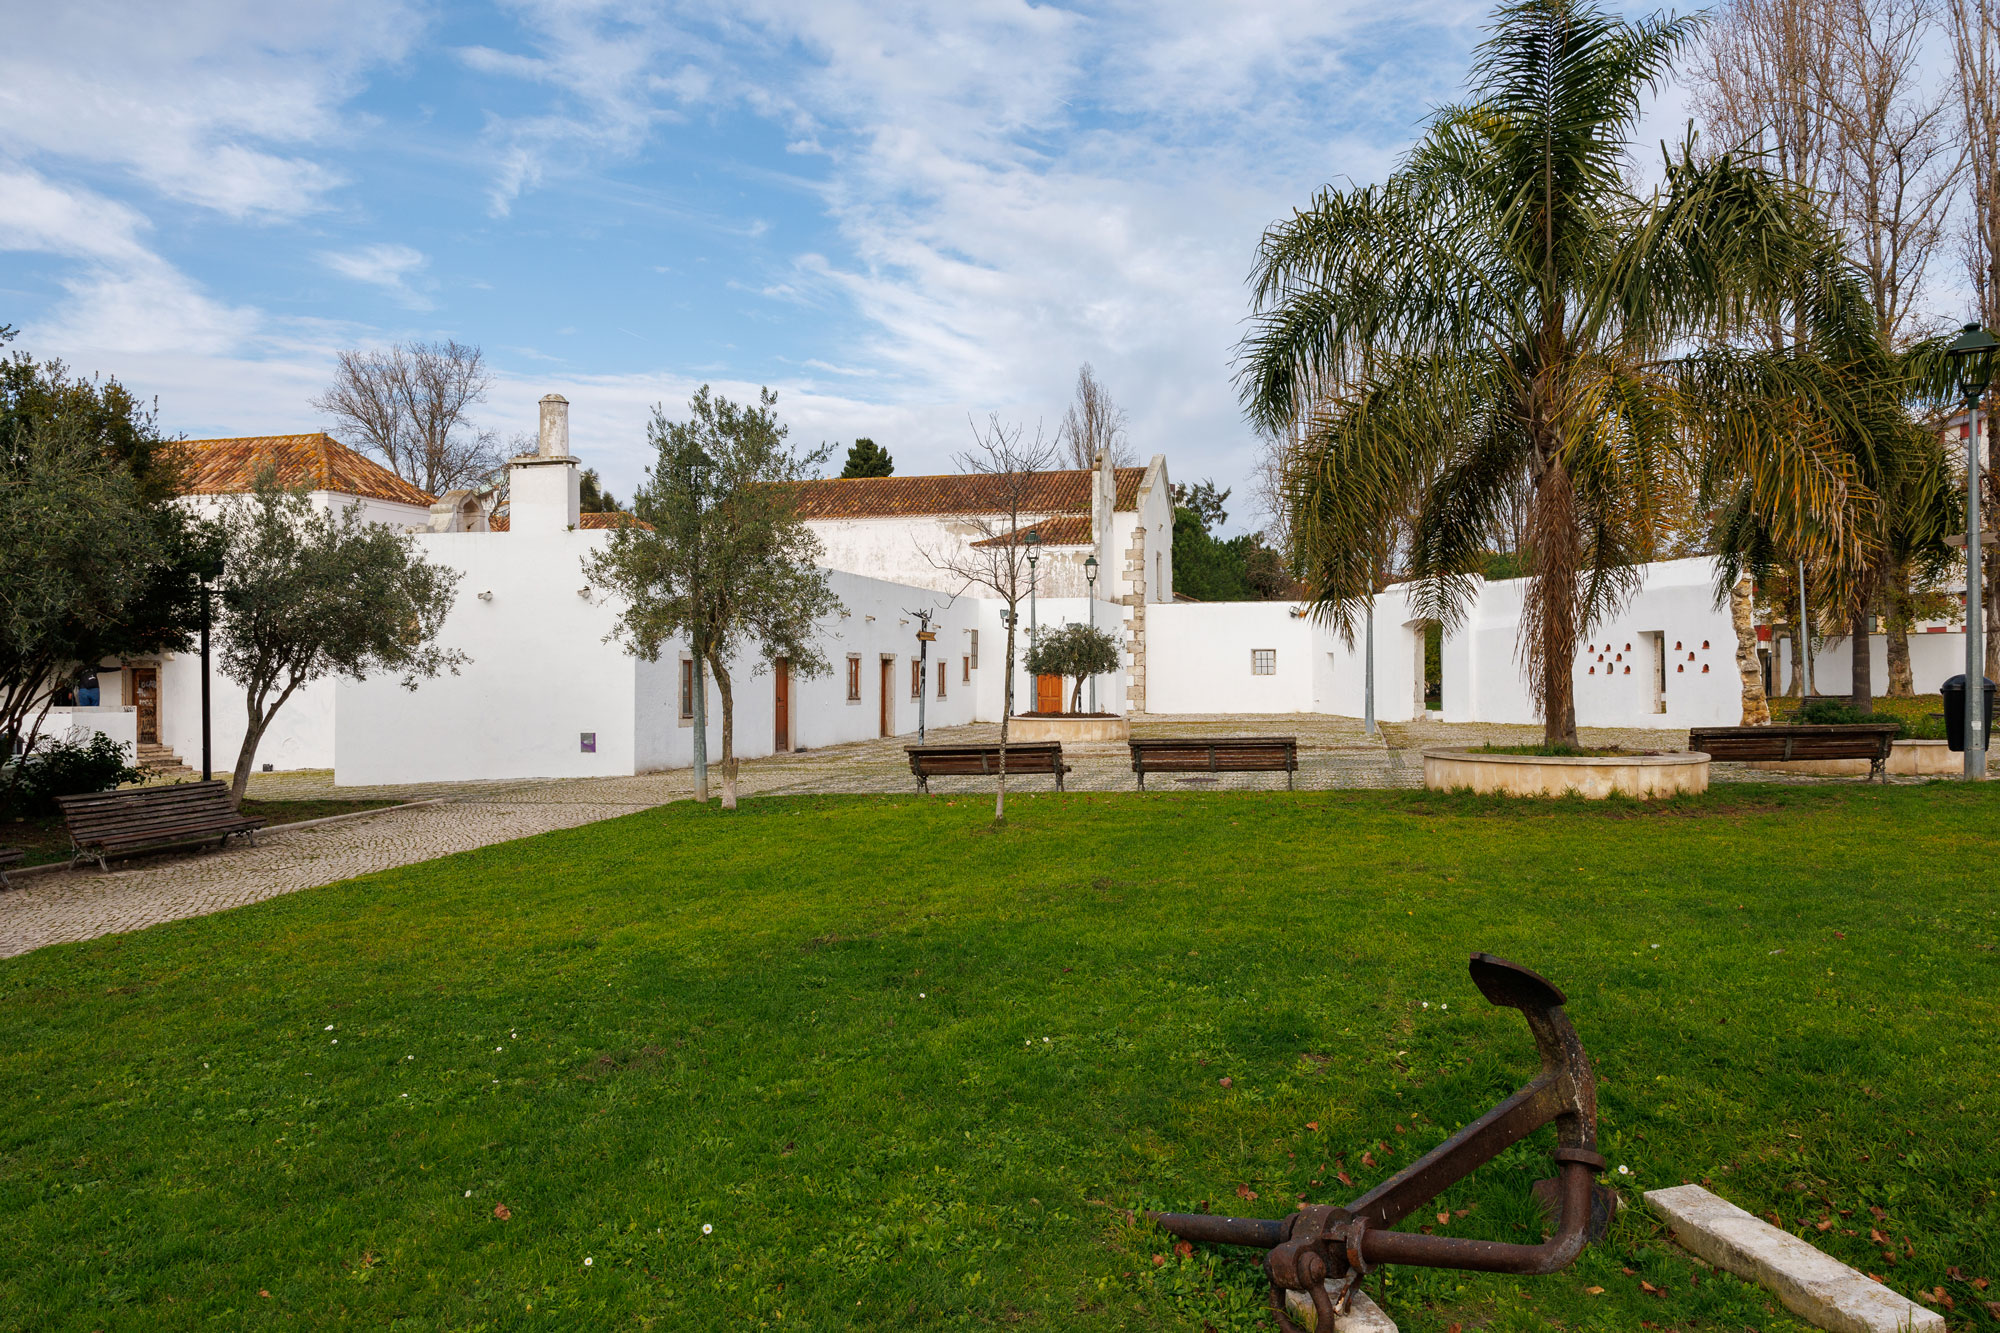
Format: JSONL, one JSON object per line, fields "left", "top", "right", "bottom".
{"left": 1447, "top": 557, "right": 1742, "bottom": 729}
{"left": 1794, "top": 629, "right": 1979, "bottom": 696}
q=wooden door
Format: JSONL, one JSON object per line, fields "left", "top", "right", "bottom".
{"left": 1036, "top": 674, "right": 1065, "bottom": 714}
{"left": 773, "top": 657, "right": 790, "bottom": 752}
{"left": 130, "top": 666, "right": 159, "bottom": 744}
{"left": 879, "top": 659, "right": 893, "bottom": 737}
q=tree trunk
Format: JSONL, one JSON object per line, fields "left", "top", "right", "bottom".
{"left": 997, "top": 611, "right": 1016, "bottom": 826}
{"left": 1848, "top": 611, "right": 1872, "bottom": 710}
{"left": 711, "top": 658, "right": 737, "bottom": 811}
{"left": 231, "top": 705, "right": 270, "bottom": 806}
{"left": 1884, "top": 627, "right": 1914, "bottom": 697}
{"left": 1731, "top": 578, "right": 1771, "bottom": 725}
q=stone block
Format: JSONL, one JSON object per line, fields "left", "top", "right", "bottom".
{"left": 1645, "top": 1185, "right": 1943, "bottom": 1333}
{"left": 1283, "top": 1286, "right": 1397, "bottom": 1332}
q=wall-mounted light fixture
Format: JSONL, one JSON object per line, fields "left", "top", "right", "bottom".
{"left": 478, "top": 590, "right": 494, "bottom": 601}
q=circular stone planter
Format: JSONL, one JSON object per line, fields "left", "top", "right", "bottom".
{"left": 1007, "top": 713, "right": 1130, "bottom": 743}
{"left": 1423, "top": 746, "right": 1709, "bottom": 798}
{"left": 1749, "top": 737, "right": 1956, "bottom": 778}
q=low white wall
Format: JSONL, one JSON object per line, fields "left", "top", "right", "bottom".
{"left": 1797, "top": 628, "right": 1979, "bottom": 697}
{"left": 41, "top": 706, "right": 138, "bottom": 754}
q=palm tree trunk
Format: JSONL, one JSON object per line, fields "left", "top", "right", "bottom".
{"left": 1732, "top": 578, "right": 1771, "bottom": 725}
{"left": 1848, "top": 611, "right": 1872, "bottom": 711}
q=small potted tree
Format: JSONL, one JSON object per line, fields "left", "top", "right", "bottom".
{"left": 1016, "top": 623, "right": 1127, "bottom": 743}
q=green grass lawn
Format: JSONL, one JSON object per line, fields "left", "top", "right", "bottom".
{"left": 2, "top": 785, "right": 1996, "bottom": 1332}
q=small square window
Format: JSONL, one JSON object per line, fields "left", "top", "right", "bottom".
{"left": 580, "top": 732, "right": 596, "bottom": 753}
{"left": 846, "top": 655, "right": 861, "bottom": 702}
{"left": 1252, "top": 648, "right": 1276, "bottom": 676}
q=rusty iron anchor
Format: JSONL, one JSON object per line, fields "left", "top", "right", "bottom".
{"left": 1150, "top": 953, "right": 1612, "bottom": 1332}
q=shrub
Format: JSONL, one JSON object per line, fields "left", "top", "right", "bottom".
{"left": 2, "top": 732, "right": 147, "bottom": 816}
{"left": 1786, "top": 698, "right": 1906, "bottom": 737}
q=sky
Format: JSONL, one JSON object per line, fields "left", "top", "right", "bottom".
{"left": 3, "top": 0, "right": 1693, "bottom": 531}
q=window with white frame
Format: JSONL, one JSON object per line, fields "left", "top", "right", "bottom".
{"left": 911, "top": 659, "right": 921, "bottom": 699}
{"left": 846, "top": 655, "right": 861, "bottom": 702}
{"left": 679, "top": 659, "right": 696, "bottom": 718}
{"left": 937, "top": 660, "right": 947, "bottom": 698}
{"left": 1252, "top": 648, "right": 1276, "bottom": 676}
{"left": 962, "top": 655, "right": 971, "bottom": 683}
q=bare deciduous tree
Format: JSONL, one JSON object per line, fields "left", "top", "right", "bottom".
{"left": 1694, "top": 0, "right": 1964, "bottom": 701}
{"left": 1057, "top": 363, "right": 1133, "bottom": 471}
{"left": 1951, "top": 0, "right": 2000, "bottom": 680}
{"left": 920, "top": 416, "right": 1062, "bottom": 825}
{"left": 312, "top": 340, "right": 503, "bottom": 495}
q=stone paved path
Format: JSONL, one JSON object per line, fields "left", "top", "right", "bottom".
{"left": 0, "top": 713, "right": 1929, "bottom": 959}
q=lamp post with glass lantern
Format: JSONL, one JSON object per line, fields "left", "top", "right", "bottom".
{"left": 1948, "top": 322, "right": 1997, "bottom": 779}
{"left": 1024, "top": 530, "right": 1040, "bottom": 711}
{"left": 1084, "top": 554, "right": 1099, "bottom": 713}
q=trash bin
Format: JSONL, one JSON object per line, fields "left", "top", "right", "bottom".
{"left": 1941, "top": 674, "right": 1996, "bottom": 752}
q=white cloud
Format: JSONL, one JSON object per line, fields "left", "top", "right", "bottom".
{"left": 319, "top": 243, "right": 434, "bottom": 308}
{"left": 472, "top": 0, "right": 1486, "bottom": 509}
{"left": 0, "top": 166, "right": 258, "bottom": 356}
{"left": 0, "top": 0, "right": 422, "bottom": 219}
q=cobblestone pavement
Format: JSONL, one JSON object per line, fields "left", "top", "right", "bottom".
{"left": 0, "top": 713, "right": 1921, "bottom": 959}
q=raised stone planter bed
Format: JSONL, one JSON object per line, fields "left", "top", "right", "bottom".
{"left": 1749, "top": 737, "right": 1957, "bottom": 778}
{"left": 1422, "top": 747, "right": 1709, "bottom": 799}
{"left": 1007, "top": 713, "right": 1130, "bottom": 744}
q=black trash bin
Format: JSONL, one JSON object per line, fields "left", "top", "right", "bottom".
{"left": 1941, "top": 674, "right": 1996, "bottom": 752}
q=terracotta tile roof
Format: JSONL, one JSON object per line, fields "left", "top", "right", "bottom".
{"left": 789, "top": 467, "right": 1147, "bottom": 520}
{"left": 175, "top": 434, "right": 435, "bottom": 507}
{"left": 969, "top": 514, "right": 1093, "bottom": 547}
{"left": 486, "top": 510, "right": 652, "bottom": 532}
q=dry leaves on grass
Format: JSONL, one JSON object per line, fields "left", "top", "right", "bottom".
{"left": 493, "top": 1204, "right": 512, "bottom": 1221}
{"left": 1235, "top": 1184, "right": 1258, "bottom": 1202}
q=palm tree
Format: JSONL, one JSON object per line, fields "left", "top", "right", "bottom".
{"left": 1242, "top": 0, "right": 1858, "bottom": 746}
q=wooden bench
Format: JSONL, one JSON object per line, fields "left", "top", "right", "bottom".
{"left": 1688, "top": 724, "right": 1901, "bottom": 783}
{"left": 0, "top": 846, "right": 23, "bottom": 888}
{"left": 1129, "top": 736, "right": 1300, "bottom": 790}
{"left": 906, "top": 743, "right": 1070, "bottom": 792}
{"left": 56, "top": 780, "right": 265, "bottom": 870}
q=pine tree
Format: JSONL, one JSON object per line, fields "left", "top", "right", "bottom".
{"left": 840, "top": 438, "right": 894, "bottom": 478}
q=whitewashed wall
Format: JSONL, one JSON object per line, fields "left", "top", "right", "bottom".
{"left": 334, "top": 539, "right": 1000, "bottom": 784}
{"left": 40, "top": 706, "right": 138, "bottom": 754}
{"left": 1791, "top": 629, "right": 1982, "bottom": 696}
{"left": 1144, "top": 585, "right": 1426, "bottom": 721}
{"left": 1445, "top": 557, "right": 1742, "bottom": 729}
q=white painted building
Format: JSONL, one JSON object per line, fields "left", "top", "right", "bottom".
{"left": 81, "top": 392, "right": 1990, "bottom": 791}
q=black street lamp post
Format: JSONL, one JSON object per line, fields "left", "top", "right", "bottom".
{"left": 1084, "top": 554, "right": 1099, "bottom": 713}
{"left": 1948, "top": 322, "right": 1997, "bottom": 780}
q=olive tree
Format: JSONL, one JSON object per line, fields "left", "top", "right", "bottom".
{"left": 584, "top": 386, "right": 842, "bottom": 810}
{"left": 214, "top": 474, "right": 465, "bottom": 802}
{"left": 1023, "top": 623, "right": 1121, "bottom": 713}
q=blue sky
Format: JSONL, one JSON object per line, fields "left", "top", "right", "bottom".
{"left": 1, "top": 0, "right": 1578, "bottom": 527}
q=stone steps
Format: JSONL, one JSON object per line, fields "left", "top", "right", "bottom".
{"left": 136, "top": 744, "right": 195, "bottom": 777}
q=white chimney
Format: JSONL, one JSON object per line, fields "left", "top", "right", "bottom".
{"left": 510, "top": 393, "right": 581, "bottom": 532}
{"left": 538, "top": 393, "right": 570, "bottom": 458}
